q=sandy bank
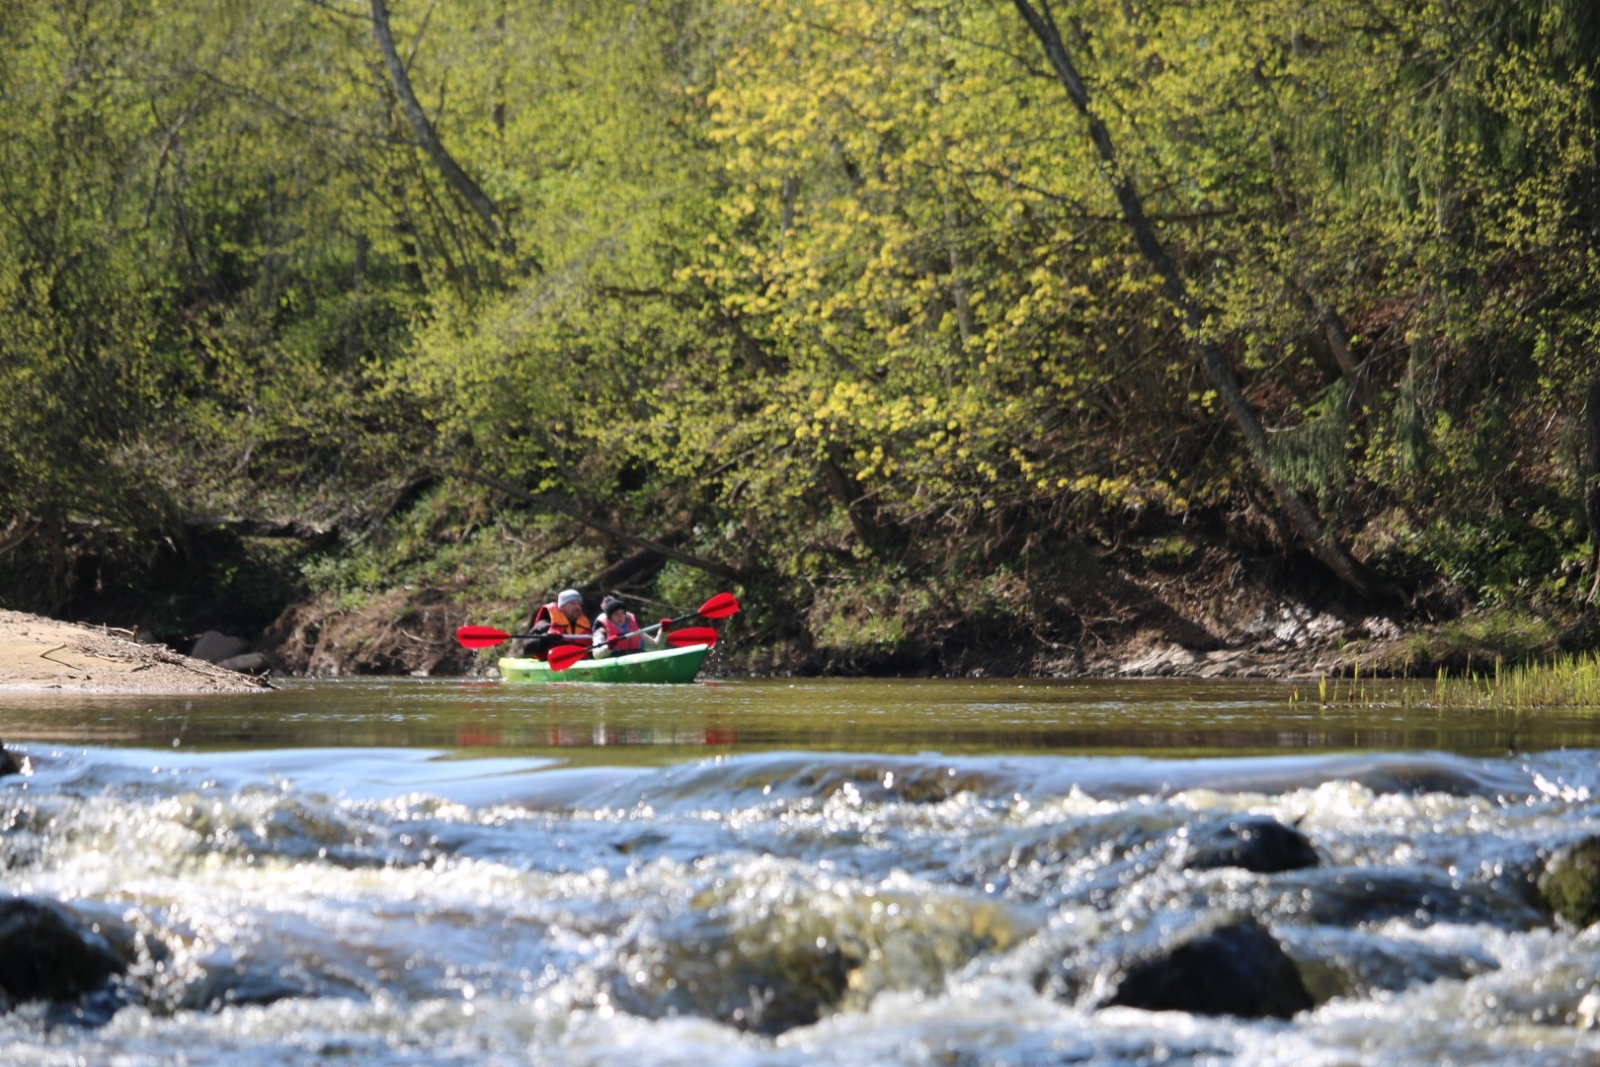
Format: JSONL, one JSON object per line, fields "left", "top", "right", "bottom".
{"left": 0, "top": 610, "right": 271, "bottom": 695}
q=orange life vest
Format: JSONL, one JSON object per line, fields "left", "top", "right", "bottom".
{"left": 597, "top": 612, "right": 643, "bottom": 654}
{"left": 534, "top": 602, "right": 591, "bottom": 635}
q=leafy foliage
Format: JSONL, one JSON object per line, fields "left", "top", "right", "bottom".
{"left": 0, "top": 0, "right": 1596, "bottom": 654}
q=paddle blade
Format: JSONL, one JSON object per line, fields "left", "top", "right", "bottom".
{"left": 456, "top": 625, "right": 512, "bottom": 649}
{"left": 546, "top": 643, "right": 591, "bottom": 671}
{"left": 666, "top": 626, "right": 718, "bottom": 648}
{"left": 696, "top": 592, "right": 741, "bottom": 620}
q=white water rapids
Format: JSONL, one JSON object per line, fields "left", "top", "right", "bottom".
{"left": 0, "top": 679, "right": 1598, "bottom": 1065}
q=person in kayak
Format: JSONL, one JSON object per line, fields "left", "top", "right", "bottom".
{"left": 526, "top": 588, "right": 592, "bottom": 659}
{"left": 591, "top": 595, "right": 667, "bottom": 659}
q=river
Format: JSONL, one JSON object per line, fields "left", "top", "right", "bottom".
{"left": 2, "top": 677, "right": 1599, "bottom": 1065}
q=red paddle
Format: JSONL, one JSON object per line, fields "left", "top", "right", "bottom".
{"left": 664, "top": 626, "right": 719, "bottom": 647}
{"left": 679, "top": 591, "right": 741, "bottom": 621}
{"left": 544, "top": 642, "right": 594, "bottom": 671}
{"left": 455, "top": 626, "right": 595, "bottom": 650}
{"left": 455, "top": 625, "right": 524, "bottom": 649}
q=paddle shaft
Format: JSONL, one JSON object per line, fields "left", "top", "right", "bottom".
{"left": 552, "top": 612, "right": 688, "bottom": 669}
{"left": 464, "top": 608, "right": 691, "bottom": 648}
{"left": 586, "top": 596, "right": 734, "bottom": 653}
{"left": 609, "top": 607, "right": 698, "bottom": 643}
{"left": 456, "top": 592, "right": 739, "bottom": 654}
{"left": 550, "top": 594, "right": 739, "bottom": 670}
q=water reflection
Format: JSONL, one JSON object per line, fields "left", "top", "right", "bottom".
{"left": 0, "top": 676, "right": 1596, "bottom": 760}
{"left": 507, "top": 722, "right": 740, "bottom": 748}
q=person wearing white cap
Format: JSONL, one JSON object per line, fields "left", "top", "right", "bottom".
{"left": 527, "top": 588, "right": 591, "bottom": 659}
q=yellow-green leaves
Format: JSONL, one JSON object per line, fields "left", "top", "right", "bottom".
{"left": 0, "top": 0, "right": 1596, "bottom": 612}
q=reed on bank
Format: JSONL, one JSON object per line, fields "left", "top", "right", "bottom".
{"left": 1295, "top": 654, "right": 1600, "bottom": 711}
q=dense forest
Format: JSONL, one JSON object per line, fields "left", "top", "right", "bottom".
{"left": 1, "top": 0, "right": 1598, "bottom": 675}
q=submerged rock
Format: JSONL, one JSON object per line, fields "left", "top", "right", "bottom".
{"left": 1178, "top": 816, "right": 1319, "bottom": 874}
{"left": 1104, "top": 917, "right": 1313, "bottom": 1019}
{"left": 608, "top": 872, "right": 1032, "bottom": 1036}
{"left": 0, "top": 743, "right": 16, "bottom": 778}
{"left": 0, "top": 899, "right": 127, "bottom": 1006}
{"left": 179, "top": 957, "right": 355, "bottom": 1011}
{"left": 1276, "top": 925, "right": 1498, "bottom": 1004}
{"left": 1537, "top": 836, "right": 1600, "bottom": 929}
{"left": 610, "top": 930, "right": 856, "bottom": 1036}
{"left": 1255, "top": 867, "right": 1547, "bottom": 930}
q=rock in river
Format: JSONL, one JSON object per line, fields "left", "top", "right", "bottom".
{"left": 1538, "top": 836, "right": 1600, "bottom": 929}
{"left": 217, "top": 652, "right": 270, "bottom": 673}
{"left": 0, "top": 898, "right": 127, "bottom": 1006}
{"left": 1177, "top": 815, "right": 1319, "bottom": 874}
{"left": 1104, "top": 917, "right": 1314, "bottom": 1019}
{"left": 190, "top": 630, "right": 250, "bottom": 664}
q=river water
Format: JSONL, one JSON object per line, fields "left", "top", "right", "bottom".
{"left": 2, "top": 677, "right": 1600, "bottom": 1065}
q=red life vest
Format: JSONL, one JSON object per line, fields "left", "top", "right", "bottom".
{"left": 598, "top": 612, "right": 643, "bottom": 654}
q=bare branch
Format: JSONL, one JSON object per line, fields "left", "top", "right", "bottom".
{"left": 368, "top": 0, "right": 499, "bottom": 245}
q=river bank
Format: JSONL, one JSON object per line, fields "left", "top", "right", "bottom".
{"left": 248, "top": 551, "right": 1589, "bottom": 684}
{"left": 13, "top": 518, "right": 1595, "bottom": 693}
{"left": 0, "top": 610, "right": 270, "bottom": 695}
{"left": 17, "top": 577, "right": 1591, "bottom": 693}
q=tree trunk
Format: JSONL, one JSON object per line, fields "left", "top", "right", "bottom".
{"left": 1585, "top": 372, "right": 1600, "bottom": 602}
{"left": 820, "top": 452, "right": 883, "bottom": 547}
{"left": 368, "top": 0, "right": 500, "bottom": 246}
{"left": 1010, "top": 0, "right": 1395, "bottom": 602}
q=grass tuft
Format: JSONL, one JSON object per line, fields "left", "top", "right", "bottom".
{"left": 1307, "top": 653, "right": 1600, "bottom": 711}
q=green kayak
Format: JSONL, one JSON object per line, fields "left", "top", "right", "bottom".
{"left": 497, "top": 643, "right": 710, "bottom": 684}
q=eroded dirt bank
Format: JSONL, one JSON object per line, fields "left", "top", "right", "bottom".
{"left": 0, "top": 610, "right": 271, "bottom": 694}
{"left": 26, "top": 537, "right": 1587, "bottom": 688}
